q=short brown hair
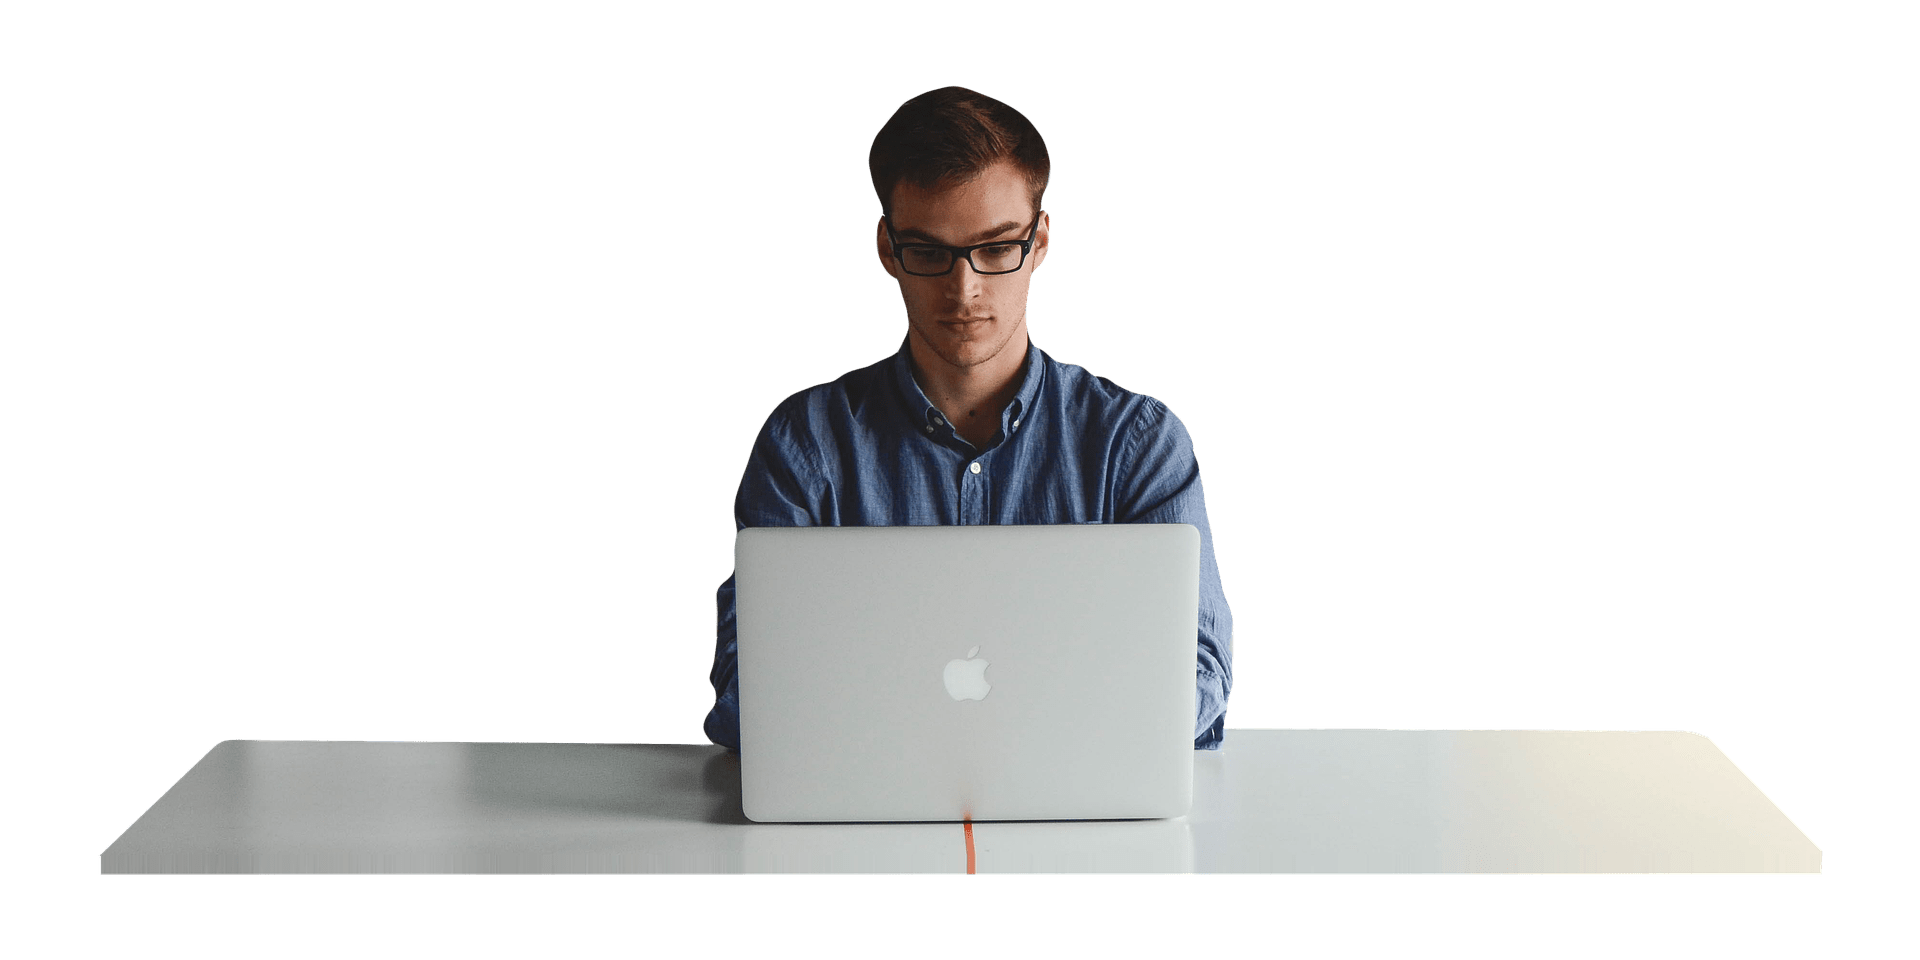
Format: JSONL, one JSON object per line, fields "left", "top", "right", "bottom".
{"left": 868, "top": 86, "right": 1050, "bottom": 218}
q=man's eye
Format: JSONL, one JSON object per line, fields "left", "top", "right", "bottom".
{"left": 973, "top": 244, "right": 1025, "bottom": 270}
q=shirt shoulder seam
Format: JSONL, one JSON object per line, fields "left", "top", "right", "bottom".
{"left": 763, "top": 392, "right": 833, "bottom": 494}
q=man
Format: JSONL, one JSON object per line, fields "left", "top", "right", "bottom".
{"left": 702, "top": 86, "right": 1233, "bottom": 751}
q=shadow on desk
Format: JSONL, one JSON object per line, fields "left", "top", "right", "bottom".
{"left": 460, "top": 742, "right": 753, "bottom": 826}
{"left": 102, "top": 741, "right": 759, "bottom": 873}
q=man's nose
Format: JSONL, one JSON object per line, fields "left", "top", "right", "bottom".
{"left": 946, "top": 255, "right": 986, "bottom": 299}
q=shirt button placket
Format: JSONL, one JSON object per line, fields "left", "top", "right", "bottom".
{"left": 962, "top": 459, "right": 988, "bottom": 524}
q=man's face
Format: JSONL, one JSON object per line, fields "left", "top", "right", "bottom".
{"left": 877, "top": 160, "right": 1049, "bottom": 374}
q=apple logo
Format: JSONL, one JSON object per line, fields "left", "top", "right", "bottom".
{"left": 943, "top": 645, "right": 991, "bottom": 701}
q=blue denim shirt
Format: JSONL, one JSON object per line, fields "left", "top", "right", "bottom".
{"left": 704, "top": 336, "right": 1233, "bottom": 750}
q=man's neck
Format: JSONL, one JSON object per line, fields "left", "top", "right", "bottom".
{"left": 908, "top": 330, "right": 1029, "bottom": 447}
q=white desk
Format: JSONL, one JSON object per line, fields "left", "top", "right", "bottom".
{"left": 101, "top": 730, "right": 1819, "bottom": 873}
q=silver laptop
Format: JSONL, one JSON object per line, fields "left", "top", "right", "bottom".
{"left": 735, "top": 523, "right": 1199, "bottom": 823}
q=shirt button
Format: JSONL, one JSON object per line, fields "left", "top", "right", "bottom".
{"left": 969, "top": 462, "right": 981, "bottom": 475}
{"left": 1012, "top": 419, "right": 1020, "bottom": 428}
{"left": 925, "top": 425, "right": 934, "bottom": 434}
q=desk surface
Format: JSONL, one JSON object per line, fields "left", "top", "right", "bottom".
{"left": 102, "top": 730, "right": 1819, "bottom": 873}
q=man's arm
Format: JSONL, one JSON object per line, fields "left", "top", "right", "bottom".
{"left": 1115, "top": 398, "right": 1234, "bottom": 749}
{"left": 702, "top": 573, "right": 742, "bottom": 750}
{"left": 703, "top": 406, "right": 821, "bottom": 752}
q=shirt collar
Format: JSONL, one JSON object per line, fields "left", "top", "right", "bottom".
{"left": 891, "top": 333, "right": 1047, "bottom": 437}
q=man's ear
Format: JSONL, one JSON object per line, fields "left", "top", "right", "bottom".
{"left": 1030, "top": 211, "right": 1050, "bottom": 272}
{"left": 877, "top": 216, "right": 900, "bottom": 280}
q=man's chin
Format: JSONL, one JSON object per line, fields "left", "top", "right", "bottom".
{"left": 919, "top": 324, "right": 1001, "bottom": 366}
{"left": 932, "top": 340, "right": 1002, "bottom": 370}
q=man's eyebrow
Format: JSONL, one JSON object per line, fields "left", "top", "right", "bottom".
{"left": 895, "top": 220, "right": 1024, "bottom": 245}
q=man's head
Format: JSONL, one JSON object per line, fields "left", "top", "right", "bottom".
{"left": 868, "top": 86, "right": 1049, "bottom": 219}
{"left": 870, "top": 87, "right": 1050, "bottom": 375}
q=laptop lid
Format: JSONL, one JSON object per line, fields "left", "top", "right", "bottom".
{"left": 735, "top": 523, "right": 1199, "bottom": 823}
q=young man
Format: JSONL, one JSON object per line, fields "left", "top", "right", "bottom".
{"left": 703, "top": 87, "right": 1233, "bottom": 750}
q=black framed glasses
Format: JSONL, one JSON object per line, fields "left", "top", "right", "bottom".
{"left": 884, "top": 211, "right": 1042, "bottom": 277}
